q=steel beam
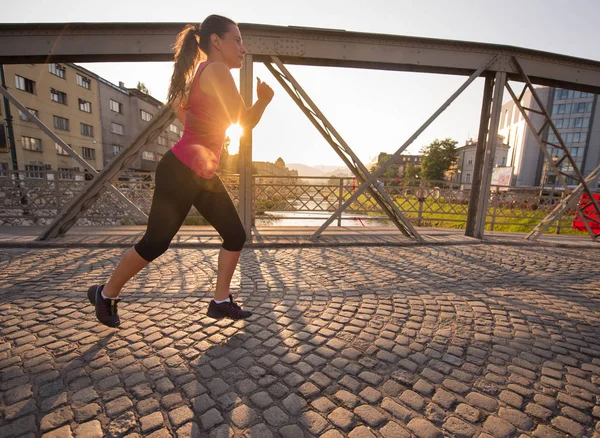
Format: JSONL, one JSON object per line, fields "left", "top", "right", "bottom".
{"left": 526, "top": 164, "right": 600, "bottom": 240}
{"left": 310, "top": 55, "right": 498, "bottom": 240}
{"left": 238, "top": 55, "right": 254, "bottom": 240}
{"left": 465, "top": 73, "right": 494, "bottom": 237}
{"left": 0, "top": 83, "right": 148, "bottom": 223}
{"left": 38, "top": 105, "right": 176, "bottom": 240}
{"left": 264, "top": 56, "right": 421, "bottom": 240}
{"left": 473, "top": 72, "right": 506, "bottom": 239}
{"left": 503, "top": 57, "right": 600, "bottom": 241}
{"left": 1, "top": 23, "right": 600, "bottom": 92}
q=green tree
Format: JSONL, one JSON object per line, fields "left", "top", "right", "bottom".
{"left": 137, "top": 81, "right": 150, "bottom": 94}
{"left": 405, "top": 163, "right": 421, "bottom": 180}
{"left": 369, "top": 152, "right": 400, "bottom": 179}
{"left": 420, "top": 138, "right": 458, "bottom": 181}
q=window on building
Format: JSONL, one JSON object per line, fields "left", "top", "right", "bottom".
{"left": 501, "top": 157, "right": 506, "bottom": 166}
{"left": 15, "top": 75, "right": 36, "bottom": 94}
{"left": 76, "top": 74, "right": 91, "bottom": 89}
{"left": 560, "top": 89, "right": 569, "bottom": 99}
{"left": 467, "top": 156, "right": 473, "bottom": 165}
{"left": 583, "top": 117, "right": 590, "bottom": 128}
{"left": 569, "top": 117, "right": 583, "bottom": 128}
{"left": 111, "top": 122, "right": 124, "bottom": 135}
{"left": 141, "top": 109, "right": 153, "bottom": 121}
{"left": 58, "top": 167, "right": 76, "bottom": 180}
{"left": 570, "top": 147, "right": 580, "bottom": 157}
{"left": 49, "top": 63, "right": 66, "bottom": 79}
{"left": 580, "top": 132, "right": 587, "bottom": 143}
{"left": 553, "top": 118, "right": 563, "bottom": 128}
{"left": 78, "top": 99, "right": 92, "bottom": 113}
{"left": 50, "top": 88, "right": 67, "bottom": 104}
{"left": 554, "top": 89, "right": 561, "bottom": 100}
{"left": 466, "top": 173, "right": 471, "bottom": 183}
{"left": 142, "top": 151, "right": 156, "bottom": 161}
{"left": 156, "top": 153, "right": 163, "bottom": 161}
{"left": 25, "top": 164, "right": 44, "bottom": 179}
{"left": 18, "top": 108, "right": 38, "bottom": 121}
{"left": 169, "top": 140, "right": 176, "bottom": 147}
{"left": 586, "top": 102, "right": 593, "bottom": 112}
{"left": 109, "top": 99, "right": 122, "bottom": 113}
{"left": 112, "top": 144, "right": 123, "bottom": 156}
{"left": 80, "top": 123, "right": 94, "bottom": 137}
{"left": 0, "top": 125, "right": 7, "bottom": 152}
{"left": 55, "top": 143, "right": 70, "bottom": 155}
{"left": 169, "top": 124, "right": 178, "bottom": 133}
{"left": 53, "top": 115, "right": 69, "bottom": 131}
{"left": 22, "top": 136, "right": 42, "bottom": 152}
{"left": 0, "top": 162, "right": 8, "bottom": 177}
{"left": 157, "top": 136, "right": 167, "bottom": 146}
{"left": 82, "top": 147, "right": 95, "bottom": 160}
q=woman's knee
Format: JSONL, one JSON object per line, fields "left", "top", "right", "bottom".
{"left": 222, "top": 228, "right": 246, "bottom": 252}
{"left": 134, "top": 238, "right": 171, "bottom": 262}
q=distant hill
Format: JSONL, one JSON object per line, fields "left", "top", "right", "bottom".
{"left": 287, "top": 163, "right": 353, "bottom": 177}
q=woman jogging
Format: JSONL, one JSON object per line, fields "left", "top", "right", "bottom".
{"left": 87, "top": 15, "right": 274, "bottom": 327}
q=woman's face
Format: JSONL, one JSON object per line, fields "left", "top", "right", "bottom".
{"left": 212, "top": 25, "right": 247, "bottom": 69}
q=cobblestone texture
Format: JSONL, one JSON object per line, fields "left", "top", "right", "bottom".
{"left": 0, "top": 243, "right": 599, "bottom": 437}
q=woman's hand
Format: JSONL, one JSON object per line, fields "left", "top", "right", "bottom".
{"left": 256, "top": 77, "right": 274, "bottom": 104}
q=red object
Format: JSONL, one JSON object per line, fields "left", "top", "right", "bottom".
{"left": 572, "top": 193, "right": 600, "bottom": 233}
{"left": 354, "top": 217, "right": 365, "bottom": 227}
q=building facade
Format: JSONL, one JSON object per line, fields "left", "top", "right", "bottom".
{"left": 454, "top": 137, "right": 510, "bottom": 189}
{"left": 499, "top": 86, "right": 598, "bottom": 189}
{"left": 123, "top": 88, "right": 183, "bottom": 172}
{"left": 1, "top": 63, "right": 103, "bottom": 179}
{"left": 1, "top": 63, "right": 185, "bottom": 178}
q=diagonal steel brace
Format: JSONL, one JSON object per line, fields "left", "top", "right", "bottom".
{"left": 309, "top": 54, "right": 499, "bottom": 240}
{"left": 265, "top": 56, "right": 422, "bottom": 240}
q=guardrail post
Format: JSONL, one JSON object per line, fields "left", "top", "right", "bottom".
{"left": 490, "top": 188, "right": 499, "bottom": 232}
{"left": 337, "top": 178, "right": 343, "bottom": 226}
{"left": 417, "top": 180, "right": 425, "bottom": 227}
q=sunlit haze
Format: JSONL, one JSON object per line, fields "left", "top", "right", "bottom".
{"left": 226, "top": 124, "right": 243, "bottom": 155}
{"left": 4, "top": 0, "right": 599, "bottom": 167}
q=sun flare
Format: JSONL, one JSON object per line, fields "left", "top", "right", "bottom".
{"left": 226, "top": 124, "right": 243, "bottom": 154}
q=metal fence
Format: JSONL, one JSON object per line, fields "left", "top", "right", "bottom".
{"left": 0, "top": 172, "right": 583, "bottom": 233}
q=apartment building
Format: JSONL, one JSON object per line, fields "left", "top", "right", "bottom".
{"left": 1, "top": 63, "right": 103, "bottom": 179}
{"left": 123, "top": 88, "right": 183, "bottom": 172}
{"left": 454, "top": 137, "right": 510, "bottom": 189}
{"left": 1, "top": 63, "right": 185, "bottom": 178}
{"left": 499, "top": 86, "right": 598, "bottom": 189}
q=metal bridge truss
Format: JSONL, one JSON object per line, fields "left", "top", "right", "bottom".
{"left": 2, "top": 23, "right": 600, "bottom": 242}
{"left": 263, "top": 56, "right": 422, "bottom": 241}
{"left": 503, "top": 58, "right": 600, "bottom": 241}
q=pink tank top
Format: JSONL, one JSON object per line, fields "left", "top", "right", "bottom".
{"left": 171, "top": 61, "right": 230, "bottom": 178}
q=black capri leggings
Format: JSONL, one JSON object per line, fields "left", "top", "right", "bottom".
{"left": 134, "top": 150, "right": 246, "bottom": 262}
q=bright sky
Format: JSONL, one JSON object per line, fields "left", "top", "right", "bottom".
{"left": 4, "top": 0, "right": 600, "bottom": 166}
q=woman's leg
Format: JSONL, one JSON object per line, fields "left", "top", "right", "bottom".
{"left": 214, "top": 247, "right": 241, "bottom": 301}
{"left": 102, "top": 247, "right": 150, "bottom": 298}
{"left": 193, "top": 175, "right": 250, "bottom": 319}
{"left": 90, "top": 152, "right": 196, "bottom": 326}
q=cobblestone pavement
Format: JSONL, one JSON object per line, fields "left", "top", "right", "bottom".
{"left": 1, "top": 244, "right": 599, "bottom": 438}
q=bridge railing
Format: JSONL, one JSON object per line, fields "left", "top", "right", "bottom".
{"left": 0, "top": 172, "right": 581, "bottom": 233}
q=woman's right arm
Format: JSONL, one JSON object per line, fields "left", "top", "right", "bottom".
{"left": 202, "top": 62, "right": 273, "bottom": 129}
